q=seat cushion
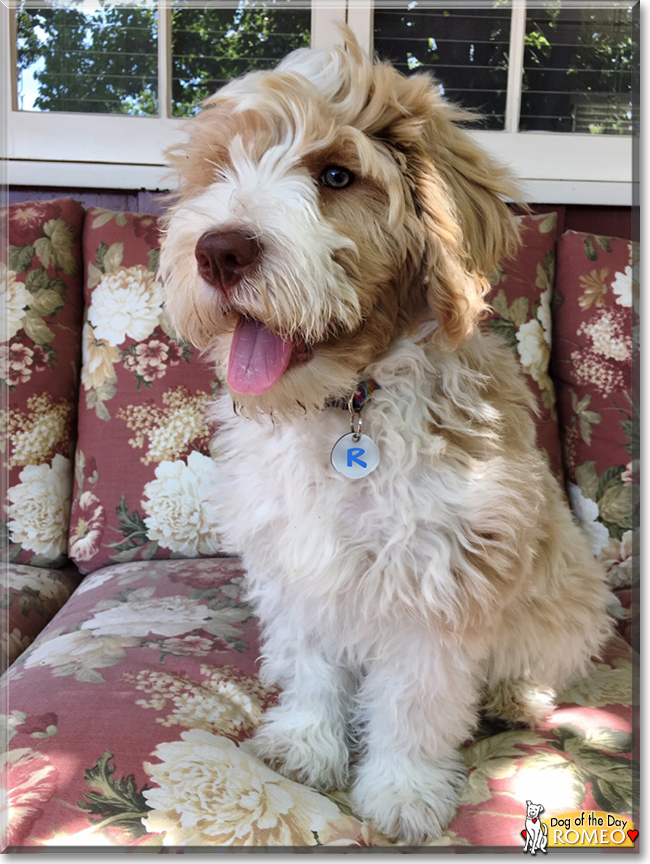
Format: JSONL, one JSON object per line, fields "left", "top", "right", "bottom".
{"left": 70, "top": 209, "right": 227, "bottom": 574}
{"left": 485, "top": 211, "right": 563, "bottom": 484}
{"left": 2, "top": 198, "right": 85, "bottom": 567}
{"left": 3, "top": 559, "right": 636, "bottom": 849}
{"left": 552, "top": 231, "right": 636, "bottom": 592}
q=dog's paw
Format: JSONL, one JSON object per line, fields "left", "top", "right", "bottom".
{"left": 351, "top": 752, "right": 466, "bottom": 844}
{"left": 250, "top": 706, "right": 349, "bottom": 790}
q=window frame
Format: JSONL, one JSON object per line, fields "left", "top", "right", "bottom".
{"left": 4, "top": 0, "right": 635, "bottom": 205}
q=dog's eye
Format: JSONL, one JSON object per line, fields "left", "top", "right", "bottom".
{"left": 320, "top": 166, "right": 354, "bottom": 189}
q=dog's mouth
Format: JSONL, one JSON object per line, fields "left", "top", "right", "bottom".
{"left": 227, "top": 316, "right": 313, "bottom": 395}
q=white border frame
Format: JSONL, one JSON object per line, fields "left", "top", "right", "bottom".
{"left": 4, "top": 0, "right": 635, "bottom": 204}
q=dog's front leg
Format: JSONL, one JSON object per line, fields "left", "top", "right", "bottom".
{"left": 351, "top": 625, "right": 477, "bottom": 844}
{"left": 250, "top": 622, "right": 356, "bottom": 791}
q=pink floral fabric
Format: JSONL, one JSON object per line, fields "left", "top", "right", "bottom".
{"left": 552, "top": 232, "right": 636, "bottom": 591}
{"left": 3, "top": 558, "right": 636, "bottom": 850}
{"left": 485, "top": 212, "right": 563, "bottom": 483}
{"left": 70, "top": 209, "right": 224, "bottom": 574}
{"left": 1, "top": 564, "right": 82, "bottom": 673}
{"left": 1, "top": 198, "right": 85, "bottom": 567}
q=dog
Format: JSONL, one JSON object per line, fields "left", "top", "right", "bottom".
{"left": 523, "top": 801, "right": 548, "bottom": 854}
{"left": 160, "top": 31, "right": 612, "bottom": 844}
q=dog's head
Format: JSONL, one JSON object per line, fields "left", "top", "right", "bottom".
{"left": 526, "top": 801, "right": 544, "bottom": 820}
{"left": 160, "top": 30, "right": 520, "bottom": 417}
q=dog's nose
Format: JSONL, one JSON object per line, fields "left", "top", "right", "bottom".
{"left": 195, "top": 231, "right": 260, "bottom": 291}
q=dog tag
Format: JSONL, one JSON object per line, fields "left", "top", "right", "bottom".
{"left": 331, "top": 433, "right": 379, "bottom": 479}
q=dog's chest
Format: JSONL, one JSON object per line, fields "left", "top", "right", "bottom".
{"left": 209, "top": 396, "right": 444, "bottom": 579}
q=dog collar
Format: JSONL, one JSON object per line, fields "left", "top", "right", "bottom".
{"left": 326, "top": 379, "right": 380, "bottom": 412}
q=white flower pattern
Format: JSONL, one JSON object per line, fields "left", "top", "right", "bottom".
{"left": 142, "top": 452, "right": 221, "bottom": 556}
{"left": 142, "top": 730, "right": 341, "bottom": 845}
{"left": 516, "top": 318, "right": 552, "bottom": 390}
{"left": 568, "top": 483, "right": 610, "bottom": 555}
{"left": 80, "top": 596, "right": 226, "bottom": 638}
{"left": 611, "top": 266, "right": 632, "bottom": 307}
{"left": 6, "top": 455, "right": 72, "bottom": 559}
{"left": 22, "top": 629, "right": 138, "bottom": 677}
{"left": 1, "top": 265, "right": 30, "bottom": 341}
{"left": 88, "top": 266, "right": 164, "bottom": 346}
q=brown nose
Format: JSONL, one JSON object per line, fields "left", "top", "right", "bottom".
{"left": 195, "top": 231, "right": 260, "bottom": 291}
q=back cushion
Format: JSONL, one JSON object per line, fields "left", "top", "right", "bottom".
{"left": 70, "top": 209, "right": 224, "bottom": 574}
{"left": 552, "top": 230, "right": 636, "bottom": 589}
{"left": 485, "top": 211, "right": 563, "bottom": 484}
{"left": 2, "top": 198, "right": 85, "bottom": 567}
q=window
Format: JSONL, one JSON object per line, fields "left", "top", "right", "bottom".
{"left": 520, "top": 3, "right": 634, "bottom": 134}
{"left": 6, "top": 0, "right": 637, "bottom": 204}
{"left": 374, "top": 4, "right": 512, "bottom": 129}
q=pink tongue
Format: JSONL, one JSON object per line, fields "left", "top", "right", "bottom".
{"left": 227, "top": 318, "right": 294, "bottom": 395}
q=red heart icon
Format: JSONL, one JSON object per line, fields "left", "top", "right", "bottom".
{"left": 521, "top": 830, "right": 527, "bottom": 840}
{"left": 532, "top": 818, "right": 537, "bottom": 823}
{"left": 628, "top": 830, "right": 638, "bottom": 842}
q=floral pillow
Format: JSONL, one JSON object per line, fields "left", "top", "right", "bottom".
{"left": 1, "top": 198, "right": 85, "bottom": 568}
{"left": 70, "top": 209, "right": 225, "bottom": 574}
{"left": 552, "top": 231, "right": 636, "bottom": 589}
{"left": 485, "top": 211, "right": 563, "bottom": 483}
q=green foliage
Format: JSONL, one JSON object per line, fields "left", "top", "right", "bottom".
{"left": 171, "top": 1, "right": 310, "bottom": 116}
{"left": 107, "top": 494, "right": 159, "bottom": 564}
{"left": 553, "top": 725, "right": 639, "bottom": 814}
{"left": 570, "top": 389, "right": 602, "bottom": 446}
{"left": 486, "top": 317, "right": 518, "bottom": 352}
{"left": 112, "top": 494, "right": 150, "bottom": 549}
{"left": 8, "top": 244, "right": 34, "bottom": 273}
{"left": 17, "top": 0, "right": 310, "bottom": 117}
{"left": 583, "top": 236, "right": 599, "bottom": 261}
{"left": 78, "top": 751, "right": 151, "bottom": 838}
{"left": 17, "top": 3, "right": 158, "bottom": 115}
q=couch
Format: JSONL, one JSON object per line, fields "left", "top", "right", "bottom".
{"left": 1, "top": 197, "right": 638, "bottom": 850}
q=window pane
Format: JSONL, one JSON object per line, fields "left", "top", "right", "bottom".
{"left": 16, "top": 1, "right": 158, "bottom": 115}
{"left": 373, "top": 3, "right": 511, "bottom": 130}
{"left": 171, "top": 0, "right": 311, "bottom": 117}
{"left": 521, "top": 3, "right": 634, "bottom": 134}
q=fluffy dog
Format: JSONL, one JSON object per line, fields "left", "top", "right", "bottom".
{"left": 160, "top": 33, "right": 612, "bottom": 844}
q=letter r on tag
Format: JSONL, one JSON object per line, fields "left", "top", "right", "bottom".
{"left": 347, "top": 447, "right": 367, "bottom": 468}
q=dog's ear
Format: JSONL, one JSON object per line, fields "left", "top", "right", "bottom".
{"left": 526, "top": 800, "right": 532, "bottom": 807}
{"left": 385, "top": 72, "right": 522, "bottom": 349}
{"left": 538, "top": 804, "right": 544, "bottom": 813}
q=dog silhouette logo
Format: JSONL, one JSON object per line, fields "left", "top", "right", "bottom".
{"left": 522, "top": 800, "right": 548, "bottom": 854}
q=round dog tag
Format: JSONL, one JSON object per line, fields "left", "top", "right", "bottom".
{"left": 331, "top": 433, "right": 379, "bottom": 479}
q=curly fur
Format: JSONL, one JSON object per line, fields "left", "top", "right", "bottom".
{"left": 160, "top": 30, "right": 613, "bottom": 844}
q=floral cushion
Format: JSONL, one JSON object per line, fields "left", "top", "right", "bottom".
{"left": 1, "top": 198, "right": 85, "bottom": 567}
{"left": 70, "top": 209, "right": 225, "bottom": 574}
{"left": 3, "top": 558, "right": 636, "bottom": 849}
{"left": 1, "top": 564, "right": 82, "bottom": 674}
{"left": 485, "top": 211, "right": 563, "bottom": 483}
{"left": 552, "top": 231, "right": 636, "bottom": 590}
